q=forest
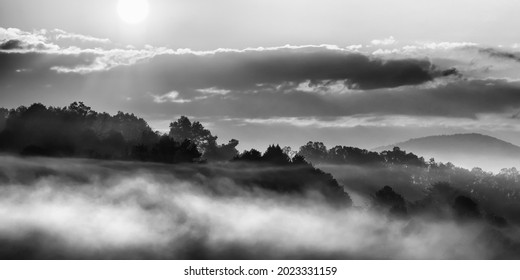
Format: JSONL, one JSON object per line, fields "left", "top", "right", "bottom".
{"left": 0, "top": 102, "right": 519, "bottom": 259}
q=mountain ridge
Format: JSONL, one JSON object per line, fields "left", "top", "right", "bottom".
{"left": 375, "top": 133, "right": 520, "bottom": 154}
{"left": 373, "top": 133, "right": 520, "bottom": 172}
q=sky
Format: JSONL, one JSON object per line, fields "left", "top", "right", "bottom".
{"left": 1, "top": 0, "right": 520, "bottom": 151}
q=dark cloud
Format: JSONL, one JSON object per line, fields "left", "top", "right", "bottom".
{"left": 0, "top": 52, "right": 96, "bottom": 76}
{"left": 326, "top": 79, "right": 520, "bottom": 119}
{"left": 0, "top": 38, "right": 57, "bottom": 52}
{"left": 0, "top": 43, "right": 450, "bottom": 90}
{"left": 479, "top": 48, "right": 520, "bottom": 63}
{"left": 121, "top": 48, "right": 446, "bottom": 92}
{"left": 440, "top": 67, "right": 461, "bottom": 77}
{"left": 0, "top": 39, "right": 24, "bottom": 50}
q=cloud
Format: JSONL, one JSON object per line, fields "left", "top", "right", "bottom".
{"left": 227, "top": 112, "right": 520, "bottom": 134}
{"left": 0, "top": 28, "right": 59, "bottom": 51}
{"left": 0, "top": 51, "right": 97, "bottom": 77}
{"left": 49, "top": 48, "right": 166, "bottom": 73}
{"left": 52, "top": 29, "right": 111, "bottom": 45}
{"left": 38, "top": 45, "right": 441, "bottom": 91}
{"left": 152, "top": 91, "right": 192, "bottom": 104}
{"left": 0, "top": 28, "right": 112, "bottom": 52}
{"left": 371, "top": 36, "right": 397, "bottom": 46}
{"left": 0, "top": 39, "right": 23, "bottom": 50}
{"left": 119, "top": 47, "right": 446, "bottom": 94}
{"left": 478, "top": 48, "right": 520, "bottom": 63}
{"left": 419, "top": 41, "right": 478, "bottom": 50}
{"left": 197, "top": 87, "right": 231, "bottom": 96}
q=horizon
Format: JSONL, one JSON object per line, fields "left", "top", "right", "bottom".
{"left": 4, "top": 99, "right": 520, "bottom": 174}
{"left": 4, "top": 100, "right": 520, "bottom": 154}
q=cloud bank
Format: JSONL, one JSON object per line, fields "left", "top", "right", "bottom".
{"left": 2, "top": 28, "right": 520, "bottom": 149}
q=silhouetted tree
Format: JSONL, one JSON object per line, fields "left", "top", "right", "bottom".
{"left": 169, "top": 116, "right": 216, "bottom": 148}
{"left": 232, "top": 145, "right": 351, "bottom": 206}
{"left": 234, "top": 149, "right": 262, "bottom": 162}
{"left": 204, "top": 139, "right": 239, "bottom": 162}
{"left": 327, "top": 145, "right": 382, "bottom": 165}
{"left": 374, "top": 186, "right": 407, "bottom": 217}
{"left": 291, "top": 154, "right": 308, "bottom": 165}
{"left": 169, "top": 116, "right": 239, "bottom": 161}
{"left": 99, "top": 131, "right": 126, "bottom": 159}
{"left": 174, "top": 139, "right": 202, "bottom": 163}
{"left": 298, "top": 142, "right": 392, "bottom": 166}
{"left": 453, "top": 195, "right": 481, "bottom": 220}
{"left": 381, "top": 147, "right": 426, "bottom": 167}
{"left": 263, "top": 145, "right": 291, "bottom": 165}
{"left": 67, "top": 102, "right": 93, "bottom": 118}
{"left": 0, "top": 108, "right": 8, "bottom": 131}
{"left": 298, "top": 141, "right": 328, "bottom": 164}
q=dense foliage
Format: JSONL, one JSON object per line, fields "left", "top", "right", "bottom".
{"left": 0, "top": 102, "right": 240, "bottom": 163}
{"left": 298, "top": 141, "right": 427, "bottom": 167}
{"left": 233, "top": 145, "right": 352, "bottom": 206}
{"left": 298, "top": 141, "right": 520, "bottom": 225}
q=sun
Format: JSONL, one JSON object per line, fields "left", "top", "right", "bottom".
{"left": 117, "top": 0, "right": 149, "bottom": 24}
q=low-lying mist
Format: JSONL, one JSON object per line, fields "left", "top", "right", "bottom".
{"left": 0, "top": 155, "right": 518, "bottom": 259}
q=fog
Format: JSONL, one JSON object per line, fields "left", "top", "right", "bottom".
{"left": 398, "top": 153, "right": 520, "bottom": 174}
{"left": 0, "top": 155, "right": 517, "bottom": 259}
{"left": 316, "top": 164, "right": 430, "bottom": 206}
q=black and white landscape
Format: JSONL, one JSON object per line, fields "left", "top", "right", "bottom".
{"left": 1, "top": 0, "right": 520, "bottom": 260}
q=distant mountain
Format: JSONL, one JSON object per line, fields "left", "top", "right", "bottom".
{"left": 374, "top": 133, "right": 520, "bottom": 173}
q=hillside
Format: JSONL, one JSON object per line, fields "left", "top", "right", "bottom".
{"left": 375, "top": 133, "right": 520, "bottom": 172}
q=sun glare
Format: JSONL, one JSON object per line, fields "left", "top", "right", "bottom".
{"left": 117, "top": 0, "right": 149, "bottom": 24}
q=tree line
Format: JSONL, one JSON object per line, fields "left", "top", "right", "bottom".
{"left": 0, "top": 102, "right": 238, "bottom": 163}
{"left": 298, "top": 141, "right": 428, "bottom": 167}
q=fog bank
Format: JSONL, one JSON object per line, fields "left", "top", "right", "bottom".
{"left": 0, "top": 156, "right": 517, "bottom": 259}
